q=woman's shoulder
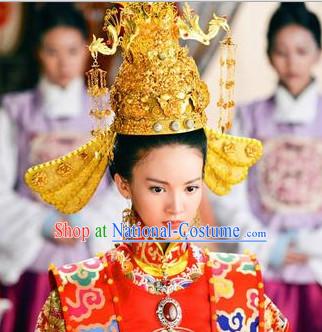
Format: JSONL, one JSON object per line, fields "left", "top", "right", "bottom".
{"left": 1, "top": 88, "right": 39, "bottom": 120}
{"left": 235, "top": 95, "right": 276, "bottom": 134}
{"left": 207, "top": 250, "right": 259, "bottom": 267}
{"left": 1, "top": 88, "right": 37, "bottom": 106}
{"left": 207, "top": 252, "right": 263, "bottom": 293}
{"left": 39, "top": 249, "right": 122, "bottom": 331}
{"left": 238, "top": 95, "right": 275, "bottom": 115}
{"left": 48, "top": 255, "right": 107, "bottom": 289}
{"left": 48, "top": 245, "right": 127, "bottom": 287}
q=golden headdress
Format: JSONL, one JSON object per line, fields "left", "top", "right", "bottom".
{"left": 25, "top": 3, "right": 262, "bottom": 214}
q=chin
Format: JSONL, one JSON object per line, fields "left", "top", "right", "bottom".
{"left": 56, "top": 77, "right": 73, "bottom": 87}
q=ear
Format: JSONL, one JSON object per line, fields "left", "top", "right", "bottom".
{"left": 114, "top": 173, "right": 131, "bottom": 199}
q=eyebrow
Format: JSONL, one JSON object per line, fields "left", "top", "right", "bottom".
{"left": 146, "top": 177, "right": 202, "bottom": 185}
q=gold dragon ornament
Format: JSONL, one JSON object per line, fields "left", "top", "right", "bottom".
{"left": 25, "top": 3, "right": 262, "bottom": 214}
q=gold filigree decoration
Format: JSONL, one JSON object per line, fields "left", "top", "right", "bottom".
{"left": 87, "top": 2, "right": 229, "bottom": 135}
{"left": 204, "top": 127, "right": 263, "bottom": 195}
{"left": 56, "top": 163, "right": 72, "bottom": 177}
{"left": 31, "top": 171, "right": 48, "bottom": 187}
{"left": 177, "top": 3, "right": 230, "bottom": 45}
{"left": 25, "top": 131, "right": 116, "bottom": 214}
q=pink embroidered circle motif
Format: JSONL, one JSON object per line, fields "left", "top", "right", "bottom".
{"left": 259, "top": 137, "right": 322, "bottom": 213}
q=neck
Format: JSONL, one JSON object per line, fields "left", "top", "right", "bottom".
{"left": 129, "top": 241, "right": 189, "bottom": 277}
{"left": 159, "top": 242, "right": 170, "bottom": 252}
{"left": 282, "top": 77, "right": 313, "bottom": 98}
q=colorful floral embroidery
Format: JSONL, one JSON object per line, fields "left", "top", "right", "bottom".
{"left": 208, "top": 253, "right": 232, "bottom": 277}
{"left": 66, "top": 287, "right": 105, "bottom": 322}
{"left": 237, "top": 261, "right": 256, "bottom": 276}
{"left": 110, "top": 244, "right": 205, "bottom": 295}
{"left": 212, "top": 253, "right": 240, "bottom": 264}
{"left": 210, "top": 276, "right": 234, "bottom": 301}
{"left": 245, "top": 312, "right": 259, "bottom": 332}
{"left": 191, "top": 244, "right": 203, "bottom": 261}
{"left": 79, "top": 317, "right": 119, "bottom": 332}
{"left": 59, "top": 263, "right": 79, "bottom": 274}
{"left": 109, "top": 249, "right": 133, "bottom": 274}
{"left": 70, "top": 270, "right": 99, "bottom": 287}
{"left": 127, "top": 262, "right": 204, "bottom": 294}
{"left": 246, "top": 288, "right": 259, "bottom": 311}
{"left": 58, "top": 258, "right": 103, "bottom": 287}
{"left": 217, "top": 309, "right": 246, "bottom": 331}
{"left": 37, "top": 244, "right": 290, "bottom": 331}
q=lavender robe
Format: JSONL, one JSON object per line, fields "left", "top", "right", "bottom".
{"left": 239, "top": 94, "right": 322, "bottom": 331}
{"left": 0, "top": 85, "right": 110, "bottom": 332}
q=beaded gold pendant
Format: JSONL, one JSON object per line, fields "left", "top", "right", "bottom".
{"left": 156, "top": 297, "right": 182, "bottom": 331}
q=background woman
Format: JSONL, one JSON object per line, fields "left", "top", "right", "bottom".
{"left": 214, "top": 3, "right": 322, "bottom": 331}
{"left": 0, "top": 4, "right": 124, "bottom": 331}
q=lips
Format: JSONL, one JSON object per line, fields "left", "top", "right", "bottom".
{"left": 285, "top": 73, "right": 300, "bottom": 79}
{"left": 162, "top": 220, "right": 183, "bottom": 230}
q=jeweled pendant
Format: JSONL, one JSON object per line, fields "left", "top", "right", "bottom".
{"left": 156, "top": 297, "right": 182, "bottom": 331}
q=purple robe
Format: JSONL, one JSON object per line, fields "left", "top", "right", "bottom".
{"left": 239, "top": 93, "right": 322, "bottom": 331}
{"left": 0, "top": 85, "right": 98, "bottom": 332}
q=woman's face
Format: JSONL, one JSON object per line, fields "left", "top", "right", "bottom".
{"left": 38, "top": 26, "right": 88, "bottom": 88}
{"left": 270, "top": 24, "right": 320, "bottom": 96}
{"left": 115, "top": 145, "right": 204, "bottom": 235}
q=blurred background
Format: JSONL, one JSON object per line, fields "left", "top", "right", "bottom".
{"left": 1, "top": 3, "right": 322, "bottom": 102}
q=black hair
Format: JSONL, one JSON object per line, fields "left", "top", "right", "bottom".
{"left": 34, "top": 3, "right": 89, "bottom": 48}
{"left": 267, "top": 3, "right": 321, "bottom": 55}
{"left": 109, "top": 129, "right": 207, "bottom": 181}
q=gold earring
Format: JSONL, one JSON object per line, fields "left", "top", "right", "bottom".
{"left": 122, "top": 207, "right": 137, "bottom": 226}
{"left": 193, "top": 211, "right": 201, "bottom": 227}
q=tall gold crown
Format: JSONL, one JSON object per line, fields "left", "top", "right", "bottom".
{"left": 24, "top": 3, "right": 263, "bottom": 214}
{"left": 110, "top": 3, "right": 210, "bottom": 135}
{"left": 87, "top": 2, "right": 232, "bottom": 135}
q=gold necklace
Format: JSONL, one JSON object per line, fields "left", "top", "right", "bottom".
{"left": 155, "top": 257, "right": 183, "bottom": 331}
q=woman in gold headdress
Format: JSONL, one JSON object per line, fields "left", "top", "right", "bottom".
{"left": 28, "top": 3, "right": 290, "bottom": 331}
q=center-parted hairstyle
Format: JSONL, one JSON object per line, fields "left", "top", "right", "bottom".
{"left": 109, "top": 129, "right": 208, "bottom": 182}
{"left": 267, "top": 2, "right": 321, "bottom": 54}
{"left": 33, "top": 3, "right": 89, "bottom": 48}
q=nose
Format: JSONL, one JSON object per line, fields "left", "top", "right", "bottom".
{"left": 286, "top": 54, "right": 298, "bottom": 72}
{"left": 57, "top": 54, "right": 70, "bottom": 70}
{"left": 165, "top": 192, "right": 184, "bottom": 217}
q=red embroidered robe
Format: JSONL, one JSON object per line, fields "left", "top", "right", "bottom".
{"left": 36, "top": 242, "right": 290, "bottom": 331}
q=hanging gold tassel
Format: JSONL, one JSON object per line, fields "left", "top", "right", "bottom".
{"left": 217, "top": 33, "right": 236, "bottom": 133}
{"left": 86, "top": 60, "right": 111, "bottom": 136}
{"left": 85, "top": 8, "right": 120, "bottom": 137}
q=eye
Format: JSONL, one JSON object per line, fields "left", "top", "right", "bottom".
{"left": 149, "top": 186, "right": 165, "bottom": 193}
{"left": 69, "top": 47, "right": 79, "bottom": 56}
{"left": 272, "top": 46, "right": 289, "bottom": 57}
{"left": 45, "top": 48, "right": 57, "bottom": 56}
{"left": 297, "top": 48, "right": 309, "bottom": 56}
{"left": 185, "top": 185, "right": 200, "bottom": 193}
{"left": 275, "top": 50, "right": 287, "bottom": 57}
